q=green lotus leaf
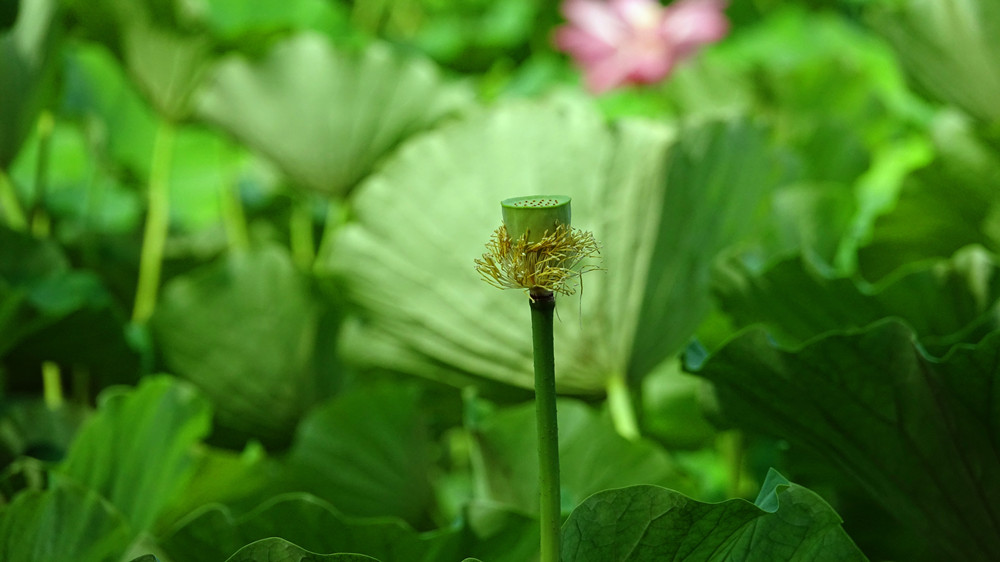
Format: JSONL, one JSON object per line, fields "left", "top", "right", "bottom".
{"left": 224, "top": 538, "right": 379, "bottom": 562}
{"left": 0, "top": 0, "right": 60, "bottom": 167}
{"left": 196, "top": 34, "right": 473, "bottom": 196}
{"left": 688, "top": 321, "right": 1000, "bottom": 560}
{"left": 561, "top": 469, "right": 866, "bottom": 561}
{"left": 869, "top": 0, "right": 1000, "bottom": 124}
{"left": 0, "top": 483, "right": 132, "bottom": 562}
{"left": 324, "top": 95, "right": 780, "bottom": 393}
{"left": 57, "top": 376, "right": 212, "bottom": 535}
{"left": 161, "top": 493, "right": 461, "bottom": 562}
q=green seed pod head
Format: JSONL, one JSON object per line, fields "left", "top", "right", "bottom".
{"left": 501, "top": 195, "right": 571, "bottom": 244}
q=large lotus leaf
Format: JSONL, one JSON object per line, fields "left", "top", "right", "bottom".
{"left": 857, "top": 112, "right": 1000, "bottom": 279}
{"left": 715, "top": 245, "right": 1000, "bottom": 352}
{"left": 156, "top": 442, "right": 272, "bottom": 528}
{"left": 324, "top": 96, "right": 780, "bottom": 393}
{"left": 868, "top": 0, "right": 1000, "bottom": 124}
{"left": 225, "top": 538, "right": 378, "bottom": 562}
{"left": 0, "top": 483, "right": 132, "bottom": 562}
{"left": 687, "top": 321, "right": 1000, "bottom": 560}
{"left": 161, "top": 493, "right": 461, "bottom": 562}
{"left": 66, "top": 0, "right": 212, "bottom": 121}
{"left": 0, "top": 0, "right": 59, "bottom": 168}
{"left": 196, "top": 34, "right": 473, "bottom": 196}
{"left": 561, "top": 469, "right": 866, "bottom": 561}
{"left": 283, "top": 384, "right": 436, "bottom": 528}
{"left": 468, "top": 398, "right": 687, "bottom": 515}
{"left": 152, "top": 245, "right": 322, "bottom": 447}
{"left": 56, "top": 376, "right": 212, "bottom": 535}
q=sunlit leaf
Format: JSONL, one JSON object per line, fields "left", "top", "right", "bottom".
{"left": 325, "top": 95, "right": 780, "bottom": 393}
{"left": 869, "top": 0, "right": 1000, "bottom": 124}
{"left": 57, "top": 376, "right": 212, "bottom": 535}
{"left": 196, "top": 34, "right": 472, "bottom": 196}
{"left": 0, "top": 483, "right": 131, "bottom": 562}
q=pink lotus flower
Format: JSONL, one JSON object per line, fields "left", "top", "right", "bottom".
{"left": 554, "top": 0, "right": 729, "bottom": 93}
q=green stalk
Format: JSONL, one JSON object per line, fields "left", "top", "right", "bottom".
{"left": 42, "top": 361, "right": 63, "bottom": 409}
{"left": 30, "top": 110, "right": 55, "bottom": 237}
{"left": 131, "top": 121, "right": 176, "bottom": 324}
{"left": 530, "top": 290, "right": 561, "bottom": 562}
{"left": 290, "top": 196, "right": 315, "bottom": 269}
{"left": 221, "top": 182, "right": 249, "bottom": 252}
{"left": 0, "top": 168, "right": 28, "bottom": 231}
{"left": 606, "top": 372, "right": 640, "bottom": 441}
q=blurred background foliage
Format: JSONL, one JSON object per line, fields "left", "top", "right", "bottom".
{"left": 1, "top": 0, "right": 999, "bottom": 560}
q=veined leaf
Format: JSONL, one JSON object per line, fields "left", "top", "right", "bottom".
{"left": 57, "top": 376, "right": 212, "bottom": 535}
{"left": 161, "top": 493, "right": 461, "bottom": 562}
{"left": 0, "top": 0, "right": 59, "bottom": 167}
{"left": 283, "top": 384, "right": 436, "bottom": 528}
{"left": 325, "top": 95, "right": 781, "bottom": 393}
{"left": 561, "top": 468, "right": 866, "bottom": 561}
{"left": 152, "top": 245, "right": 322, "bottom": 447}
{"left": 869, "top": 0, "right": 1000, "bottom": 124}
{"left": 224, "top": 537, "right": 379, "bottom": 562}
{"left": 714, "top": 245, "right": 1000, "bottom": 352}
{"left": 0, "top": 483, "right": 131, "bottom": 562}
{"left": 196, "top": 34, "right": 472, "bottom": 196}
{"left": 688, "top": 321, "right": 1000, "bottom": 560}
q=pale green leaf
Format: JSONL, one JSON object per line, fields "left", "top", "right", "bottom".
{"left": 196, "top": 34, "right": 472, "bottom": 196}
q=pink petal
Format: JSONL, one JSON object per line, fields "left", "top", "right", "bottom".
{"left": 582, "top": 53, "right": 639, "bottom": 93}
{"left": 661, "top": 0, "right": 729, "bottom": 57}
{"left": 554, "top": 26, "right": 617, "bottom": 63}
{"left": 561, "top": 0, "right": 629, "bottom": 46}
{"left": 609, "top": 0, "right": 664, "bottom": 26}
{"left": 626, "top": 53, "right": 676, "bottom": 83}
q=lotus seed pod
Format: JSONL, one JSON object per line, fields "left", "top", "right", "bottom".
{"left": 501, "top": 195, "right": 572, "bottom": 244}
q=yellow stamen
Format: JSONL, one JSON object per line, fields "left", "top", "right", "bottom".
{"left": 474, "top": 223, "right": 602, "bottom": 296}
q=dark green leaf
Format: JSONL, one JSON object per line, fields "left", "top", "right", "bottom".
{"left": 0, "top": 0, "right": 60, "bottom": 167}
{"left": 561, "top": 469, "right": 866, "bottom": 561}
{"left": 715, "top": 245, "right": 1000, "bottom": 352}
{"left": 284, "top": 384, "right": 436, "bottom": 527}
{"left": 162, "top": 493, "right": 461, "bottom": 562}
{"left": 688, "top": 321, "right": 1000, "bottom": 560}
{"left": 224, "top": 537, "right": 379, "bottom": 562}
{"left": 469, "top": 398, "right": 687, "bottom": 514}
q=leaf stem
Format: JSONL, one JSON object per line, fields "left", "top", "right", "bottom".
{"left": 530, "top": 291, "right": 561, "bottom": 562}
{"left": 131, "top": 120, "right": 176, "bottom": 324}
{"left": 221, "top": 181, "right": 249, "bottom": 252}
{"left": 0, "top": 168, "right": 27, "bottom": 231}
{"left": 30, "top": 110, "right": 55, "bottom": 237}
{"left": 289, "top": 196, "right": 315, "bottom": 269}
{"left": 606, "top": 372, "right": 640, "bottom": 441}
